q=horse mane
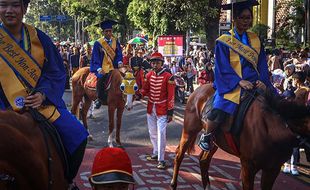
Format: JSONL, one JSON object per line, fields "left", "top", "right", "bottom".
{"left": 263, "top": 89, "right": 310, "bottom": 120}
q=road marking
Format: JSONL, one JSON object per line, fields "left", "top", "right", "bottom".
{"left": 211, "top": 166, "right": 235, "bottom": 180}
{"left": 225, "top": 183, "right": 237, "bottom": 190}
{"left": 133, "top": 171, "right": 146, "bottom": 185}
{"left": 221, "top": 164, "right": 240, "bottom": 170}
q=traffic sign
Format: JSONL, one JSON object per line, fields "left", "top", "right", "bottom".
{"left": 56, "top": 15, "right": 67, "bottom": 22}
{"left": 39, "top": 15, "right": 52, "bottom": 22}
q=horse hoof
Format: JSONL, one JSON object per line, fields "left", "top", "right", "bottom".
{"left": 108, "top": 142, "right": 114, "bottom": 148}
{"left": 88, "top": 135, "right": 93, "bottom": 141}
{"left": 170, "top": 181, "right": 177, "bottom": 190}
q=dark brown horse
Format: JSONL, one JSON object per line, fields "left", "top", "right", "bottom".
{"left": 71, "top": 67, "right": 137, "bottom": 147}
{"left": 0, "top": 110, "right": 66, "bottom": 190}
{"left": 171, "top": 84, "right": 310, "bottom": 190}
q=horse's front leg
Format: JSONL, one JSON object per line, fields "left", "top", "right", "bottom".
{"left": 115, "top": 103, "right": 125, "bottom": 147}
{"left": 261, "top": 165, "right": 282, "bottom": 190}
{"left": 108, "top": 105, "right": 116, "bottom": 147}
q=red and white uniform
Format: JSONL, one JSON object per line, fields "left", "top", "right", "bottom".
{"left": 141, "top": 68, "right": 175, "bottom": 116}
{"left": 140, "top": 68, "right": 175, "bottom": 161}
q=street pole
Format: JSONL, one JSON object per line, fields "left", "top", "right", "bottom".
{"left": 305, "top": 0, "right": 310, "bottom": 46}
{"left": 74, "top": 16, "right": 77, "bottom": 45}
{"left": 186, "top": 29, "right": 190, "bottom": 56}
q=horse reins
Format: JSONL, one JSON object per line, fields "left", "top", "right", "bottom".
{"left": 29, "top": 108, "right": 53, "bottom": 190}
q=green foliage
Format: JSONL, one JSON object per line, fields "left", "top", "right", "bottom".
{"left": 25, "top": 0, "right": 222, "bottom": 46}
{"left": 127, "top": 0, "right": 217, "bottom": 38}
{"left": 24, "top": 0, "right": 73, "bottom": 41}
{"left": 276, "top": 0, "right": 305, "bottom": 47}
{"left": 251, "top": 24, "right": 269, "bottom": 42}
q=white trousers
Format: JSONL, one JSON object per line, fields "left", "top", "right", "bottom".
{"left": 147, "top": 105, "right": 168, "bottom": 161}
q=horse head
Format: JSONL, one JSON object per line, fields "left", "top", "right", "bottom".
{"left": 120, "top": 71, "right": 138, "bottom": 110}
{"left": 263, "top": 90, "right": 310, "bottom": 138}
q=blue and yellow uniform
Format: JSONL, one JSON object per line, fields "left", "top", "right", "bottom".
{"left": 213, "top": 28, "right": 274, "bottom": 115}
{"left": 0, "top": 23, "right": 88, "bottom": 154}
{"left": 90, "top": 19, "right": 123, "bottom": 78}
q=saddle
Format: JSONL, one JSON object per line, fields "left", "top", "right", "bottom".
{"left": 84, "top": 72, "right": 112, "bottom": 91}
{"left": 202, "top": 89, "right": 259, "bottom": 154}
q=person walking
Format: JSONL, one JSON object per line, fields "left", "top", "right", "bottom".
{"left": 138, "top": 52, "right": 175, "bottom": 169}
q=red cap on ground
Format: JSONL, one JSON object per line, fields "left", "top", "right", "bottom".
{"left": 89, "top": 147, "right": 135, "bottom": 185}
{"left": 150, "top": 52, "right": 164, "bottom": 62}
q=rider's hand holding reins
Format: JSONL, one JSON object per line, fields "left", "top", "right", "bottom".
{"left": 239, "top": 80, "right": 254, "bottom": 90}
{"left": 255, "top": 80, "right": 266, "bottom": 91}
{"left": 24, "top": 92, "right": 45, "bottom": 108}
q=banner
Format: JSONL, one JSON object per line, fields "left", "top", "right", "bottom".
{"left": 158, "top": 35, "right": 183, "bottom": 57}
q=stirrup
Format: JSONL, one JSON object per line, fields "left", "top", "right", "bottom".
{"left": 198, "top": 133, "right": 213, "bottom": 151}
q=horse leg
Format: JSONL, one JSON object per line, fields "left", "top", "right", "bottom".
{"left": 71, "top": 79, "right": 83, "bottom": 117}
{"left": 82, "top": 95, "right": 93, "bottom": 140}
{"left": 115, "top": 104, "right": 125, "bottom": 147}
{"left": 170, "top": 132, "right": 197, "bottom": 190}
{"left": 261, "top": 165, "right": 282, "bottom": 190}
{"left": 199, "top": 146, "right": 218, "bottom": 190}
{"left": 108, "top": 105, "right": 116, "bottom": 147}
{"left": 170, "top": 125, "right": 201, "bottom": 190}
{"left": 240, "top": 160, "right": 256, "bottom": 190}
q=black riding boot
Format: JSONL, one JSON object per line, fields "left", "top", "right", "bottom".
{"left": 67, "top": 139, "right": 87, "bottom": 185}
{"left": 95, "top": 75, "right": 106, "bottom": 109}
{"left": 199, "top": 108, "right": 229, "bottom": 151}
{"left": 198, "top": 120, "right": 220, "bottom": 151}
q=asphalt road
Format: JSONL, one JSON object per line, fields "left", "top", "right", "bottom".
{"left": 64, "top": 89, "right": 310, "bottom": 189}
{"left": 63, "top": 89, "right": 187, "bottom": 148}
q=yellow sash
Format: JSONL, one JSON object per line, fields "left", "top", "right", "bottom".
{"left": 217, "top": 31, "right": 260, "bottom": 73}
{"left": 216, "top": 31, "right": 261, "bottom": 104}
{"left": 98, "top": 37, "right": 117, "bottom": 73}
{"left": 0, "top": 24, "right": 60, "bottom": 122}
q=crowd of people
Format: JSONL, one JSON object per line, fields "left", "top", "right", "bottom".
{"left": 0, "top": 0, "right": 309, "bottom": 189}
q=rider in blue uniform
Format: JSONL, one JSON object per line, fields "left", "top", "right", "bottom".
{"left": 0, "top": 1, "right": 88, "bottom": 189}
{"left": 90, "top": 18, "right": 123, "bottom": 108}
{"left": 198, "top": 0, "right": 275, "bottom": 151}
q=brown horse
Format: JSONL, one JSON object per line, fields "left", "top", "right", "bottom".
{"left": 71, "top": 67, "right": 137, "bottom": 147}
{"left": 0, "top": 110, "right": 66, "bottom": 190}
{"left": 171, "top": 84, "right": 310, "bottom": 190}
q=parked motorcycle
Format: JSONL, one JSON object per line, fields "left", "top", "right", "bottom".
{"left": 174, "top": 72, "right": 186, "bottom": 104}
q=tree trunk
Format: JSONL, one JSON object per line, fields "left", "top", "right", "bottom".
{"left": 205, "top": 0, "right": 222, "bottom": 52}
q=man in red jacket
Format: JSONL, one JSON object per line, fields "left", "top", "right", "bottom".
{"left": 139, "top": 52, "right": 175, "bottom": 169}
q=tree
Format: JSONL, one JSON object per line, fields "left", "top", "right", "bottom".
{"left": 60, "top": 0, "right": 132, "bottom": 43}
{"left": 25, "top": 0, "right": 77, "bottom": 41}
{"left": 127, "top": 0, "right": 222, "bottom": 50}
{"left": 276, "top": 0, "right": 305, "bottom": 47}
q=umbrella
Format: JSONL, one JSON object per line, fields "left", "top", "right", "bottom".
{"left": 127, "top": 37, "right": 147, "bottom": 44}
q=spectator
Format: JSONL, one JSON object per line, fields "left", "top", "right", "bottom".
{"left": 79, "top": 43, "right": 92, "bottom": 68}
{"left": 185, "top": 63, "right": 196, "bottom": 93}
{"left": 198, "top": 63, "right": 214, "bottom": 86}
{"left": 89, "top": 147, "right": 135, "bottom": 190}
{"left": 70, "top": 47, "right": 80, "bottom": 75}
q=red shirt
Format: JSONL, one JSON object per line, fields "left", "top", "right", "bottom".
{"left": 141, "top": 68, "right": 175, "bottom": 116}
